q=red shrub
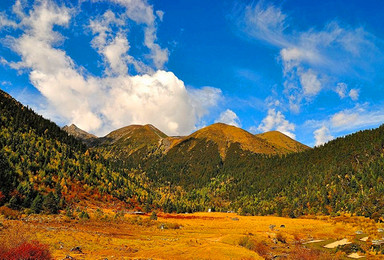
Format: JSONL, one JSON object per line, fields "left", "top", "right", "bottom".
{"left": 0, "top": 191, "right": 5, "bottom": 203}
{"left": 0, "top": 241, "right": 52, "bottom": 260}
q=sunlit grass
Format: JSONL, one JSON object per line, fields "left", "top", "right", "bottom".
{"left": 1, "top": 211, "right": 383, "bottom": 259}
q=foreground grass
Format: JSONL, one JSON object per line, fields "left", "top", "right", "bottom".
{"left": 1, "top": 211, "right": 383, "bottom": 259}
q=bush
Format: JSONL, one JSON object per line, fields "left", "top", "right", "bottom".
{"left": 288, "top": 246, "right": 333, "bottom": 260}
{"left": 113, "top": 211, "right": 125, "bottom": 222}
{"left": 150, "top": 211, "right": 158, "bottom": 220}
{"left": 0, "top": 206, "right": 20, "bottom": 220}
{"left": 238, "top": 236, "right": 256, "bottom": 251}
{"left": 0, "top": 241, "right": 52, "bottom": 260}
{"left": 0, "top": 191, "right": 5, "bottom": 205}
{"left": 337, "top": 243, "right": 365, "bottom": 254}
{"left": 238, "top": 236, "right": 270, "bottom": 257}
{"left": 253, "top": 240, "right": 269, "bottom": 257}
{"left": 94, "top": 208, "right": 104, "bottom": 220}
{"left": 371, "top": 212, "right": 381, "bottom": 222}
{"left": 65, "top": 206, "right": 74, "bottom": 218}
{"left": 158, "top": 222, "right": 182, "bottom": 229}
{"left": 78, "top": 210, "right": 90, "bottom": 220}
{"left": 276, "top": 232, "right": 287, "bottom": 243}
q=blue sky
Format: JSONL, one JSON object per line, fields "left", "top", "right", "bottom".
{"left": 1, "top": 0, "right": 384, "bottom": 146}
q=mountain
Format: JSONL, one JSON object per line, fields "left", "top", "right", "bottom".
{"left": 175, "top": 123, "right": 307, "bottom": 158}
{"left": 80, "top": 122, "right": 309, "bottom": 161}
{"left": 99, "top": 124, "right": 167, "bottom": 145}
{"left": 70, "top": 122, "right": 309, "bottom": 173}
{"left": 255, "top": 131, "right": 310, "bottom": 153}
{"left": 92, "top": 124, "right": 168, "bottom": 164}
{"left": 3, "top": 88, "right": 384, "bottom": 219}
{"left": 62, "top": 124, "right": 97, "bottom": 146}
{"left": 140, "top": 123, "right": 309, "bottom": 189}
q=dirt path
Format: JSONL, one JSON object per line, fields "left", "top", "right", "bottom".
{"left": 347, "top": 252, "right": 365, "bottom": 258}
{"left": 324, "top": 238, "right": 351, "bottom": 248}
{"left": 303, "top": 239, "right": 324, "bottom": 244}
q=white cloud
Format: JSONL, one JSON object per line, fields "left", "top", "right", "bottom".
{"left": 306, "top": 104, "right": 384, "bottom": 138}
{"left": 239, "top": 2, "right": 378, "bottom": 112}
{"left": 334, "top": 83, "right": 359, "bottom": 101}
{"left": 240, "top": 1, "right": 288, "bottom": 47}
{"left": 314, "top": 126, "right": 333, "bottom": 146}
{"left": 189, "top": 87, "right": 223, "bottom": 119}
{"left": 299, "top": 69, "right": 321, "bottom": 97}
{"left": 257, "top": 109, "right": 295, "bottom": 138}
{"left": 1, "top": 0, "right": 222, "bottom": 136}
{"left": 335, "top": 82, "right": 347, "bottom": 98}
{"left": 104, "top": 0, "right": 169, "bottom": 69}
{"left": 349, "top": 88, "right": 359, "bottom": 101}
{"left": 156, "top": 10, "right": 164, "bottom": 21}
{"left": 215, "top": 109, "right": 241, "bottom": 127}
{"left": 331, "top": 111, "right": 359, "bottom": 128}
{"left": 0, "top": 12, "right": 18, "bottom": 28}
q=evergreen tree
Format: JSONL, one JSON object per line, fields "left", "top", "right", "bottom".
{"left": 42, "top": 192, "right": 58, "bottom": 214}
{"left": 31, "top": 194, "right": 43, "bottom": 214}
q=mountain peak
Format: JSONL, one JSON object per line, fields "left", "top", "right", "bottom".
{"left": 62, "top": 124, "right": 97, "bottom": 141}
{"left": 181, "top": 123, "right": 284, "bottom": 158}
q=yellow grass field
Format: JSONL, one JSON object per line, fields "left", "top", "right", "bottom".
{"left": 1, "top": 211, "right": 384, "bottom": 259}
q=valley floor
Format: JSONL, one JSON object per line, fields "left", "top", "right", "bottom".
{"left": 1, "top": 211, "right": 384, "bottom": 259}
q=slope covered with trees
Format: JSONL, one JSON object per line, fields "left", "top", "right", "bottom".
{"left": 0, "top": 90, "right": 154, "bottom": 213}
{"left": 144, "top": 125, "right": 384, "bottom": 218}
{"left": 2, "top": 89, "right": 384, "bottom": 220}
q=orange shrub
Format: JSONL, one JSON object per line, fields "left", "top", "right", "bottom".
{"left": 253, "top": 240, "right": 269, "bottom": 257}
{"left": 238, "top": 236, "right": 270, "bottom": 257}
{"left": 0, "top": 206, "right": 20, "bottom": 219}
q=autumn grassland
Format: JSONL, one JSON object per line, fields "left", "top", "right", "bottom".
{"left": 1, "top": 210, "right": 384, "bottom": 259}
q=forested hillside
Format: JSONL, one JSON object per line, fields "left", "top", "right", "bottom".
{"left": 143, "top": 125, "right": 384, "bottom": 218}
{"left": 0, "top": 90, "right": 154, "bottom": 213}
{"left": 2, "top": 88, "right": 384, "bottom": 220}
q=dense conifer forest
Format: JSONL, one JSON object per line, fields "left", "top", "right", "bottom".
{"left": 1, "top": 89, "right": 384, "bottom": 220}
{"left": 0, "top": 90, "right": 154, "bottom": 213}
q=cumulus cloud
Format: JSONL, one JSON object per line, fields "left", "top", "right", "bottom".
{"left": 331, "top": 111, "right": 359, "bottom": 128}
{"left": 329, "top": 105, "right": 384, "bottom": 132}
{"left": 306, "top": 104, "right": 384, "bottom": 144}
{"left": 314, "top": 126, "right": 333, "bottom": 146}
{"left": 1, "top": 0, "right": 222, "bottom": 136}
{"left": 238, "top": 1, "right": 378, "bottom": 112}
{"left": 335, "top": 82, "right": 347, "bottom": 98}
{"left": 109, "top": 0, "right": 169, "bottom": 69}
{"left": 334, "top": 83, "right": 359, "bottom": 101}
{"left": 299, "top": 69, "right": 322, "bottom": 97}
{"left": 257, "top": 109, "right": 295, "bottom": 138}
{"left": 349, "top": 89, "right": 359, "bottom": 101}
{"left": 0, "top": 12, "right": 18, "bottom": 28}
{"left": 215, "top": 109, "right": 241, "bottom": 127}
{"left": 189, "top": 87, "right": 223, "bottom": 119}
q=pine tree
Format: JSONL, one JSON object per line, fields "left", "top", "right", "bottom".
{"left": 42, "top": 192, "right": 58, "bottom": 214}
{"left": 31, "top": 194, "right": 43, "bottom": 214}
